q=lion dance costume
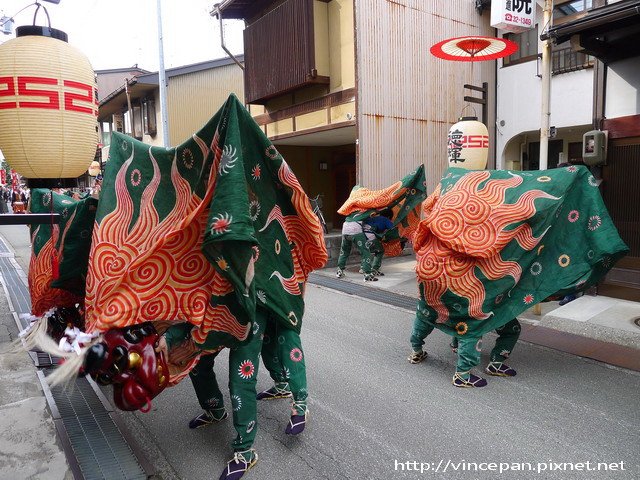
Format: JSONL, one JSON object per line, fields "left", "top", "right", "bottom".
{"left": 410, "top": 166, "right": 628, "bottom": 387}
{"left": 24, "top": 94, "right": 327, "bottom": 480}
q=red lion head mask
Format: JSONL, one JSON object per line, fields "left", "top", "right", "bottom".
{"left": 83, "top": 323, "right": 169, "bottom": 411}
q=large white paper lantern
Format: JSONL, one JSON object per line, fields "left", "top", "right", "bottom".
{"left": 447, "top": 117, "right": 489, "bottom": 170}
{"left": 0, "top": 25, "right": 97, "bottom": 182}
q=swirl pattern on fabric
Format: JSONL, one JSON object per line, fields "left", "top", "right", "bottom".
{"left": 414, "top": 167, "right": 628, "bottom": 338}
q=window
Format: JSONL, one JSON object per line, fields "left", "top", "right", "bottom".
{"left": 553, "top": 0, "right": 593, "bottom": 24}
{"left": 551, "top": 45, "right": 594, "bottom": 74}
{"left": 143, "top": 98, "right": 157, "bottom": 136}
{"left": 132, "top": 105, "right": 143, "bottom": 140}
{"left": 568, "top": 141, "right": 585, "bottom": 164}
{"left": 503, "top": 26, "right": 539, "bottom": 66}
{"left": 243, "top": 0, "right": 329, "bottom": 104}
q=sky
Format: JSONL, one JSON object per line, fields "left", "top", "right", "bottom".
{"left": 0, "top": 0, "right": 245, "bottom": 71}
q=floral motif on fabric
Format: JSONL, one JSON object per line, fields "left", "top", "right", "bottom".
{"left": 256, "top": 290, "right": 266, "bottom": 304}
{"left": 588, "top": 215, "right": 602, "bottom": 231}
{"left": 249, "top": 200, "right": 261, "bottom": 222}
{"left": 219, "top": 145, "right": 238, "bottom": 175}
{"left": 290, "top": 348, "right": 303, "bottom": 362}
{"left": 558, "top": 254, "right": 570, "bottom": 267}
{"left": 238, "top": 360, "right": 255, "bottom": 379}
{"left": 130, "top": 169, "right": 142, "bottom": 187}
{"left": 568, "top": 210, "right": 580, "bottom": 223}
{"left": 530, "top": 262, "right": 542, "bottom": 275}
{"left": 211, "top": 213, "right": 232, "bottom": 234}
{"left": 182, "top": 148, "right": 194, "bottom": 169}
{"left": 265, "top": 145, "right": 280, "bottom": 159}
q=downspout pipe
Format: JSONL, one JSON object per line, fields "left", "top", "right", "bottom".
{"left": 211, "top": 3, "right": 244, "bottom": 70}
{"left": 539, "top": 0, "right": 552, "bottom": 170}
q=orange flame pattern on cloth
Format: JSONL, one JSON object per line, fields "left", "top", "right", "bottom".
{"left": 415, "top": 171, "right": 558, "bottom": 323}
{"left": 337, "top": 179, "right": 422, "bottom": 249}
{"left": 84, "top": 140, "right": 251, "bottom": 349}
{"left": 29, "top": 218, "right": 83, "bottom": 316}
{"left": 337, "top": 181, "right": 403, "bottom": 215}
{"left": 258, "top": 162, "right": 328, "bottom": 295}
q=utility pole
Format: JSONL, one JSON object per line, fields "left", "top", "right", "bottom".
{"left": 157, "top": 0, "right": 170, "bottom": 147}
{"left": 539, "top": 0, "right": 553, "bottom": 170}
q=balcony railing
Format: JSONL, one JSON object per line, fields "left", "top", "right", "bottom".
{"left": 552, "top": 46, "right": 594, "bottom": 75}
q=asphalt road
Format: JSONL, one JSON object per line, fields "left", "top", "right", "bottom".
{"left": 1, "top": 224, "right": 638, "bottom": 480}
{"left": 119, "top": 285, "right": 639, "bottom": 480}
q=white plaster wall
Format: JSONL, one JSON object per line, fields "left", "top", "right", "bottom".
{"left": 605, "top": 57, "right": 640, "bottom": 118}
{"left": 496, "top": 60, "right": 593, "bottom": 168}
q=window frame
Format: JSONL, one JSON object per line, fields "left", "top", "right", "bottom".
{"left": 502, "top": 26, "right": 540, "bottom": 67}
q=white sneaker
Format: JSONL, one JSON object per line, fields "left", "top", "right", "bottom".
{"left": 336, "top": 268, "right": 344, "bottom": 278}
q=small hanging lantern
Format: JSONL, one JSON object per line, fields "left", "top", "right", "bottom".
{"left": 0, "top": 5, "right": 97, "bottom": 187}
{"left": 447, "top": 117, "right": 489, "bottom": 170}
{"left": 88, "top": 160, "right": 101, "bottom": 177}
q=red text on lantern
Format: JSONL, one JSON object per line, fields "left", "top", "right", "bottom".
{"left": 449, "top": 135, "right": 489, "bottom": 149}
{"left": 0, "top": 76, "right": 97, "bottom": 115}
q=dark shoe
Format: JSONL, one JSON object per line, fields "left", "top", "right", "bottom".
{"left": 452, "top": 372, "right": 487, "bottom": 388}
{"left": 449, "top": 341, "right": 458, "bottom": 354}
{"left": 189, "top": 408, "right": 228, "bottom": 429}
{"left": 558, "top": 294, "right": 576, "bottom": 306}
{"left": 256, "top": 383, "right": 292, "bottom": 401}
{"left": 219, "top": 449, "right": 258, "bottom": 480}
{"left": 408, "top": 350, "right": 428, "bottom": 364}
{"left": 364, "top": 274, "right": 378, "bottom": 282}
{"left": 285, "top": 412, "right": 307, "bottom": 435}
{"left": 372, "top": 269, "right": 385, "bottom": 276}
{"left": 485, "top": 362, "right": 517, "bottom": 377}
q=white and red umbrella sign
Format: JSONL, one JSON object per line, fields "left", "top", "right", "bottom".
{"left": 430, "top": 36, "right": 518, "bottom": 62}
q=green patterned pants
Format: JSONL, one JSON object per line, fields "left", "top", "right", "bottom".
{"left": 337, "top": 233, "right": 373, "bottom": 274}
{"left": 368, "top": 238, "right": 384, "bottom": 271}
{"left": 261, "top": 314, "right": 308, "bottom": 415}
{"left": 410, "top": 315, "right": 521, "bottom": 373}
{"left": 189, "top": 312, "right": 267, "bottom": 452}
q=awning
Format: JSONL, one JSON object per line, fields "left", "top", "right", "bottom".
{"left": 542, "top": 0, "right": 640, "bottom": 63}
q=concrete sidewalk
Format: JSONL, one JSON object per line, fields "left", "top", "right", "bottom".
{"left": 0, "top": 283, "right": 71, "bottom": 479}
{"left": 317, "top": 254, "right": 640, "bottom": 367}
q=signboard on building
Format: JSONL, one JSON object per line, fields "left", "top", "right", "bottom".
{"left": 491, "top": 0, "right": 536, "bottom": 33}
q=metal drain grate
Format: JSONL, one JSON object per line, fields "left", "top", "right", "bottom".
{"left": 29, "top": 351, "right": 61, "bottom": 367}
{"left": 42, "top": 370, "right": 149, "bottom": 480}
{"left": 0, "top": 256, "right": 31, "bottom": 323}
{"left": 309, "top": 273, "right": 418, "bottom": 311}
{"left": 0, "top": 245, "right": 152, "bottom": 479}
{"left": 0, "top": 237, "right": 11, "bottom": 254}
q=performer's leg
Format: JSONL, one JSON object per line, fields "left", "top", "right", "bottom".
{"left": 370, "top": 239, "right": 385, "bottom": 275}
{"left": 408, "top": 309, "right": 434, "bottom": 364}
{"left": 277, "top": 327, "right": 308, "bottom": 435}
{"left": 188, "top": 352, "right": 227, "bottom": 428}
{"left": 357, "top": 236, "right": 376, "bottom": 281}
{"left": 453, "top": 337, "right": 487, "bottom": 388}
{"left": 220, "top": 312, "right": 267, "bottom": 480}
{"left": 256, "top": 317, "right": 292, "bottom": 400}
{"left": 486, "top": 319, "right": 520, "bottom": 377}
{"left": 258, "top": 315, "right": 307, "bottom": 435}
{"left": 336, "top": 235, "right": 353, "bottom": 277}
